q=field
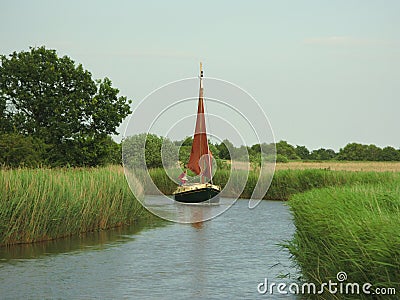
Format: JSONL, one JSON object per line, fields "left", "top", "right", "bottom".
{"left": 275, "top": 161, "right": 400, "bottom": 172}
{"left": 230, "top": 160, "right": 400, "bottom": 172}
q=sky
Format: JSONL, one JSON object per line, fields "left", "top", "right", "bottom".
{"left": 1, "top": 0, "right": 399, "bottom": 150}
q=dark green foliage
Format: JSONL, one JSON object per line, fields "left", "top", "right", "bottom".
{"left": 309, "top": 148, "right": 337, "bottom": 160}
{"left": 295, "top": 145, "right": 310, "bottom": 160}
{"left": 216, "top": 139, "right": 233, "bottom": 160}
{"left": 380, "top": 146, "right": 400, "bottom": 161}
{"left": 275, "top": 153, "right": 289, "bottom": 163}
{"left": 0, "top": 133, "right": 47, "bottom": 167}
{"left": 179, "top": 145, "right": 191, "bottom": 167}
{"left": 122, "top": 133, "right": 177, "bottom": 169}
{"left": 0, "top": 46, "right": 131, "bottom": 167}
{"left": 275, "top": 140, "right": 300, "bottom": 160}
{"left": 336, "top": 143, "right": 398, "bottom": 161}
{"left": 174, "top": 136, "right": 193, "bottom": 147}
{"left": 47, "top": 134, "right": 122, "bottom": 167}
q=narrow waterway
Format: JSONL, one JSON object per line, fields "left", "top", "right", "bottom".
{"left": 0, "top": 199, "right": 298, "bottom": 299}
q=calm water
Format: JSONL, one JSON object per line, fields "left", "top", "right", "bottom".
{"left": 0, "top": 199, "right": 298, "bottom": 299}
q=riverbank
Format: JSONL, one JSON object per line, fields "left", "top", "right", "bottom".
{"left": 0, "top": 166, "right": 152, "bottom": 246}
{"left": 286, "top": 180, "right": 400, "bottom": 298}
{"left": 2, "top": 165, "right": 399, "bottom": 248}
{"left": 147, "top": 167, "right": 398, "bottom": 200}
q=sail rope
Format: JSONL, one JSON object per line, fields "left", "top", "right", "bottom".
{"left": 203, "top": 81, "right": 214, "bottom": 185}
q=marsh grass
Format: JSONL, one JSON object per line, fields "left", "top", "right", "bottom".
{"left": 147, "top": 167, "right": 398, "bottom": 200}
{"left": 0, "top": 166, "right": 150, "bottom": 246}
{"left": 285, "top": 181, "right": 400, "bottom": 299}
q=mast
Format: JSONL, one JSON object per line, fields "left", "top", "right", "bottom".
{"left": 187, "top": 62, "right": 213, "bottom": 183}
{"left": 199, "top": 62, "right": 204, "bottom": 184}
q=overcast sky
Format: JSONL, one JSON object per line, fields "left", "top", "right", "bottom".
{"left": 1, "top": 0, "right": 399, "bottom": 150}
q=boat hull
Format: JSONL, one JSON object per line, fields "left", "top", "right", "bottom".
{"left": 173, "top": 184, "right": 220, "bottom": 204}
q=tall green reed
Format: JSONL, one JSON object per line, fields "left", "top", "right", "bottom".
{"left": 285, "top": 181, "right": 400, "bottom": 299}
{"left": 0, "top": 166, "right": 150, "bottom": 246}
{"left": 147, "top": 168, "right": 398, "bottom": 200}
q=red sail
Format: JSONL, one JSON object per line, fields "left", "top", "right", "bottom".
{"left": 187, "top": 72, "right": 212, "bottom": 178}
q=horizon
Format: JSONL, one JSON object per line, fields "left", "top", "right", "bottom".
{"left": 1, "top": 1, "right": 399, "bottom": 151}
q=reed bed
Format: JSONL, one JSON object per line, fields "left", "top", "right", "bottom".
{"left": 286, "top": 181, "right": 400, "bottom": 298}
{"left": 0, "top": 166, "right": 149, "bottom": 246}
{"left": 147, "top": 167, "right": 398, "bottom": 200}
{"left": 2, "top": 165, "right": 398, "bottom": 248}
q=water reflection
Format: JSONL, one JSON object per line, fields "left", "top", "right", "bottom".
{"left": 0, "top": 199, "right": 298, "bottom": 299}
{"left": 144, "top": 195, "right": 235, "bottom": 223}
{"left": 0, "top": 218, "right": 167, "bottom": 262}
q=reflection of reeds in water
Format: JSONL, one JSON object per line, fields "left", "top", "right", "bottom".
{"left": 0, "top": 166, "right": 150, "bottom": 246}
{"left": 286, "top": 181, "right": 400, "bottom": 296}
{"left": 0, "top": 217, "right": 166, "bottom": 260}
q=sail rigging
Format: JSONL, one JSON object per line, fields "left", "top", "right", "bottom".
{"left": 173, "top": 63, "right": 220, "bottom": 204}
{"left": 187, "top": 62, "right": 213, "bottom": 180}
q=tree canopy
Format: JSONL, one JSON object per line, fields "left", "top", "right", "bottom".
{"left": 0, "top": 46, "right": 131, "bottom": 166}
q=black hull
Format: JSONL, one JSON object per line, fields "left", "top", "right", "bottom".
{"left": 174, "top": 187, "right": 220, "bottom": 204}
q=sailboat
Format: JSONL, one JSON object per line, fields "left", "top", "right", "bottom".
{"left": 173, "top": 63, "right": 221, "bottom": 204}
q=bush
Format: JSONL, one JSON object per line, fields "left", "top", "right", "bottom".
{"left": 0, "top": 133, "right": 47, "bottom": 167}
{"left": 276, "top": 154, "right": 288, "bottom": 163}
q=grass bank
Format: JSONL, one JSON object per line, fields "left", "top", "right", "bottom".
{"left": 0, "top": 166, "right": 151, "bottom": 246}
{"left": 285, "top": 181, "right": 400, "bottom": 298}
{"left": 3, "top": 165, "right": 398, "bottom": 250}
{"left": 148, "top": 168, "right": 398, "bottom": 200}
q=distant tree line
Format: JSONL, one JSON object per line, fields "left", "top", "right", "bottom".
{"left": 122, "top": 135, "right": 400, "bottom": 171}
{"left": 278, "top": 141, "right": 400, "bottom": 162}
{"left": 2, "top": 47, "right": 399, "bottom": 168}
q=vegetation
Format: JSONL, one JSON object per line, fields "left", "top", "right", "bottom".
{"left": 122, "top": 133, "right": 177, "bottom": 169}
{"left": 144, "top": 167, "right": 397, "bottom": 200}
{"left": 275, "top": 161, "right": 400, "bottom": 172}
{"left": 0, "top": 46, "right": 131, "bottom": 167}
{"left": 121, "top": 134, "right": 400, "bottom": 172}
{"left": 0, "top": 166, "right": 151, "bottom": 246}
{"left": 285, "top": 180, "right": 400, "bottom": 299}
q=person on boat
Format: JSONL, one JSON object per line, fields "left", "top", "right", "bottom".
{"left": 178, "top": 169, "right": 188, "bottom": 186}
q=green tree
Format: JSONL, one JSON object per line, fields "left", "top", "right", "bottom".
{"left": 0, "top": 46, "right": 131, "bottom": 166}
{"left": 380, "top": 146, "right": 400, "bottom": 161}
{"left": 175, "top": 136, "right": 193, "bottom": 147}
{"left": 122, "top": 134, "right": 177, "bottom": 169}
{"left": 337, "top": 143, "right": 367, "bottom": 161}
{"left": 295, "top": 145, "right": 310, "bottom": 160}
{"left": 216, "top": 139, "right": 233, "bottom": 160}
{"left": 337, "top": 143, "right": 385, "bottom": 161}
{"left": 309, "top": 148, "right": 337, "bottom": 160}
{"left": 0, "top": 133, "right": 47, "bottom": 167}
{"left": 179, "top": 145, "right": 191, "bottom": 167}
{"left": 276, "top": 140, "right": 300, "bottom": 160}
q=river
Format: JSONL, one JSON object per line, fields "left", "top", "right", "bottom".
{"left": 0, "top": 199, "right": 298, "bottom": 299}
